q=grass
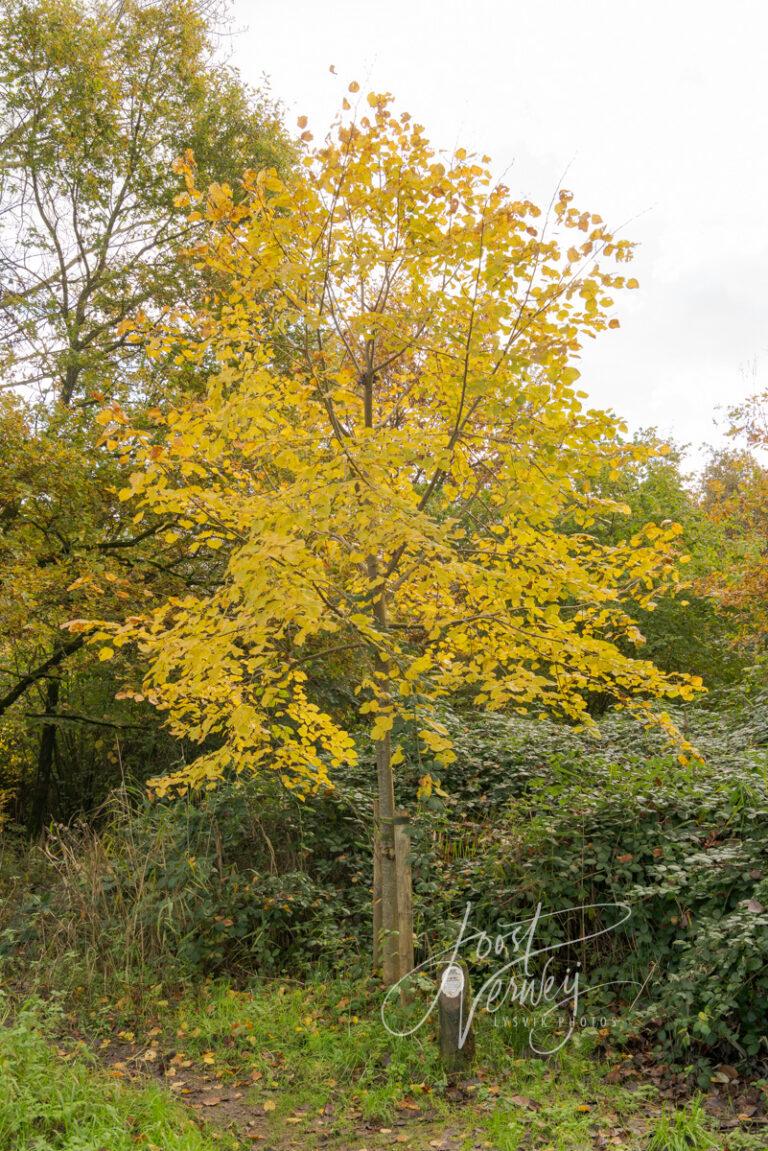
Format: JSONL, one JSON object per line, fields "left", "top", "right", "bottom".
{"left": 3, "top": 979, "right": 764, "bottom": 1151}
{"left": 26, "top": 976, "right": 674, "bottom": 1147}
{"left": 130, "top": 977, "right": 625, "bottom": 1124}
{"left": 647, "top": 1097, "right": 715, "bottom": 1150}
{"left": 0, "top": 998, "right": 236, "bottom": 1151}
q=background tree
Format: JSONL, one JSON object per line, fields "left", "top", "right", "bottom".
{"left": 96, "top": 90, "right": 703, "bottom": 985}
{"left": 699, "top": 400, "right": 768, "bottom": 651}
{"left": 0, "top": 0, "right": 290, "bottom": 830}
{"left": 590, "top": 431, "right": 745, "bottom": 690}
{"left": 0, "top": 0, "right": 290, "bottom": 403}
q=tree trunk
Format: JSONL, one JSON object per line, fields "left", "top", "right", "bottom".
{"left": 362, "top": 361, "right": 408, "bottom": 988}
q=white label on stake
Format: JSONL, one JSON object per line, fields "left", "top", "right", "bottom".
{"left": 441, "top": 964, "right": 464, "bottom": 998}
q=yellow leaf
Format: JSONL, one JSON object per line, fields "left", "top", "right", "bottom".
{"left": 371, "top": 714, "right": 394, "bottom": 741}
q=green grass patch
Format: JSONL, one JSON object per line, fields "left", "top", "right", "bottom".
{"left": 4, "top": 979, "right": 760, "bottom": 1151}
{"left": 80, "top": 976, "right": 661, "bottom": 1145}
{"left": 0, "top": 999, "right": 235, "bottom": 1151}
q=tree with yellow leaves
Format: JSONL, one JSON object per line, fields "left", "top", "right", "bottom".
{"left": 93, "top": 89, "right": 702, "bottom": 985}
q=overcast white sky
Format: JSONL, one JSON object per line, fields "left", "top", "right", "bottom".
{"left": 230, "top": 0, "right": 768, "bottom": 469}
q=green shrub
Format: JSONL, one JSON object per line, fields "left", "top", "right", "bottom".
{"left": 4, "top": 694, "right": 768, "bottom": 1075}
{"left": 0, "top": 778, "right": 373, "bottom": 991}
{"left": 414, "top": 704, "right": 768, "bottom": 1075}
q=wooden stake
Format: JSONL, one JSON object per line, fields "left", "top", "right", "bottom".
{"left": 394, "top": 809, "right": 415, "bottom": 979}
{"left": 438, "top": 959, "right": 475, "bottom": 1071}
{"left": 375, "top": 733, "right": 400, "bottom": 986}
{"left": 372, "top": 799, "right": 383, "bottom": 975}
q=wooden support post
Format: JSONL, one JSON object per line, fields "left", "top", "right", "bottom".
{"left": 438, "top": 960, "right": 475, "bottom": 1072}
{"left": 375, "top": 734, "right": 401, "bottom": 987}
{"left": 372, "top": 799, "right": 383, "bottom": 975}
{"left": 394, "top": 809, "right": 414, "bottom": 980}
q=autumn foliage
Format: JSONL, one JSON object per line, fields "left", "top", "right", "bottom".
{"left": 91, "top": 89, "right": 703, "bottom": 804}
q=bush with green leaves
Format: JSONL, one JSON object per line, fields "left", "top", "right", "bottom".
{"left": 4, "top": 689, "right": 768, "bottom": 1075}
{"left": 0, "top": 778, "right": 373, "bottom": 991}
{"left": 406, "top": 699, "right": 768, "bottom": 1076}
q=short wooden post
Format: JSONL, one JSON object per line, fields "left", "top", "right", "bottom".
{"left": 394, "top": 809, "right": 415, "bottom": 980}
{"left": 439, "top": 960, "right": 475, "bottom": 1071}
{"left": 372, "top": 799, "right": 383, "bottom": 975}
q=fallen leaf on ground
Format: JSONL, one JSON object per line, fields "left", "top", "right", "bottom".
{"left": 509, "top": 1094, "right": 541, "bottom": 1111}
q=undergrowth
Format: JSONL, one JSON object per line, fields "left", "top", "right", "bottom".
{"left": 2, "top": 699, "right": 768, "bottom": 1078}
